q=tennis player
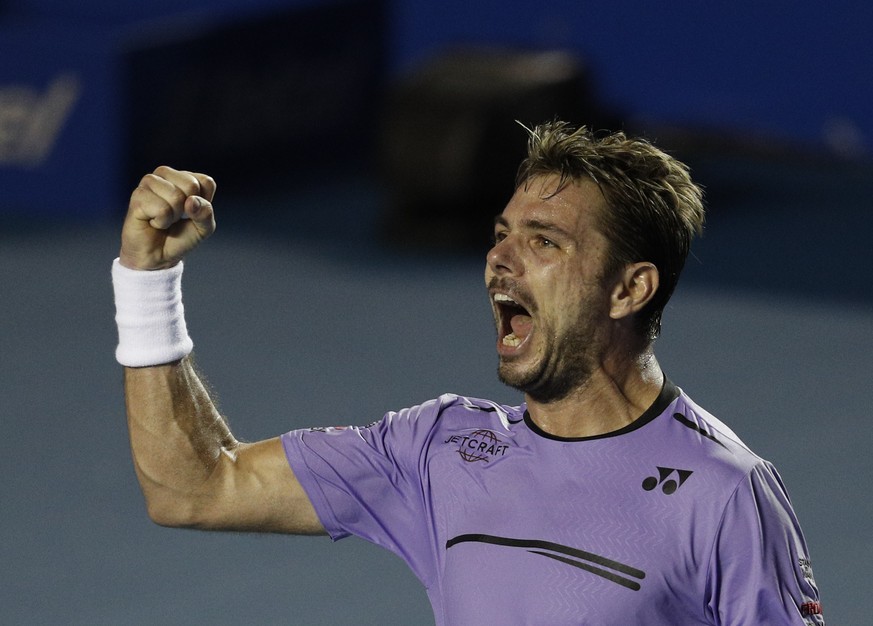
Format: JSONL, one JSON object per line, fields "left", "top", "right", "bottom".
{"left": 113, "top": 121, "right": 824, "bottom": 624}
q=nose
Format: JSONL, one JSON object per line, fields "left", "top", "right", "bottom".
{"left": 486, "top": 234, "right": 520, "bottom": 277}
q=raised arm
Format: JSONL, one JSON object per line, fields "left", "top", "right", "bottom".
{"left": 115, "top": 167, "right": 324, "bottom": 535}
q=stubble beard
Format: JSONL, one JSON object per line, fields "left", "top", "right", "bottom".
{"left": 497, "top": 309, "right": 601, "bottom": 404}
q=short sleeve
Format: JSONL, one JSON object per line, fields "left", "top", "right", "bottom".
{"left": 706, "top": 462, "right": 825, "bottom": 625}
{"left": 281, "top": 398, "right": 444, "bottom": 585}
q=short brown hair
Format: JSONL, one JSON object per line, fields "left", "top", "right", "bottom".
{"left": 516, "top": 120, "right": 705, "bottom": 339}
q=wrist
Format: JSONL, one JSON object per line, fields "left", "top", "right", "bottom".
{"left": 112, "top": 258, "right": 193, "bottom": 367}
{"left": 118, "top": 248, "right": 180, "bottom": 272}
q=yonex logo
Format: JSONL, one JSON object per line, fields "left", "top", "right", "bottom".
{"left": 642, "top": 466, "right": 693, "bottom": 494}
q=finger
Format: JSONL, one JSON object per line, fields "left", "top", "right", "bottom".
{"left": 132, "top": 174, "right": 187, "bottom": 229}
{"left": 177, "top": 173, "right": 215, "bottom": 218}
{"left": 136, "top": 167, "right": 204, "bottom": 229}
{"left": 187, "top": 172, "right": 217, "bottom": 203}
{"left": 154, "top": 165, "right": 205, "bottom": 200}
{"left": 127, "top": 186, "right": 174, "bottom": 232}
{"left": 183, "top": 196, "right": 217, "bottom": 239}
{"left": 145, "top": 189, "right": 183, "bottom": 230}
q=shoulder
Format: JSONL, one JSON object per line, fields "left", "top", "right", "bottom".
{"left": 670, "top": 387, "right": 764, "bottom": 470}
{"left": 381, "top": 393, "right": 523, "bottom": 433}
{"left": 663, "top": 390, "right": 823, "bottom": 623}
{"left": 644, "top": 386, "right": 779, "bottom": 509}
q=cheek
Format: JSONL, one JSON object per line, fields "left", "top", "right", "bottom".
{"left": 557, "top": 279, "right": 610, "bottom": 321}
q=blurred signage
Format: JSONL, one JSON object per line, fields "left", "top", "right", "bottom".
{"left": 0, "top": 74, "right": 81, "bottom": 167}
{"left": 0, "top": 20, "right": 119, "bottom": 221}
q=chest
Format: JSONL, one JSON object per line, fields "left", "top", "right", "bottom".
{"left": 425, "top": 432, "right": 719, "bottom": 624}
{"left": 429, "top": 429, "right": 708, "bottom": 533}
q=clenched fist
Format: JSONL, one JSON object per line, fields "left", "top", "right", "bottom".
{"left": 119, "top": 166, "right": 217, "bottom": 270}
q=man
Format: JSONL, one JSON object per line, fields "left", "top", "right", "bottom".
{"left": 113, "top": 121, "right": 824, "bottom": 624}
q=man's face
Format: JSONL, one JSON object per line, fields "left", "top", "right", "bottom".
{"left": 484, "top": 175, "right": 617, "bottom": 402}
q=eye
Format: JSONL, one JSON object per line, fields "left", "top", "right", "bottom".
{"left": 537, "top": 235, "right": 557, "bottom": 248}
{"left": 492, "top": 230, "right": 508, "bottom": 245}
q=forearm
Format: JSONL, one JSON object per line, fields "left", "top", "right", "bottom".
{"left": 114, "top": 167, "right": 324, "bottom": 535}
{"left": 125, "top": 357, "right": 238, "bottom": 527}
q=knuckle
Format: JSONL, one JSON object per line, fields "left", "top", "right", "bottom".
{"left": 169, "top": 185, "right": 188, "bottom": 206}
{"left": 200, "top": 175, "right": 217, "bottom": 197}
{"left": 139, "top": 172, "right": 159, "bottom": 188}
{"left": 151, "top": 205, "right": 175, "bottom": 225}
{"left": 176, "top": 174, "right": 202, "bottom": 199}
{"left": 149, "top": 166, "right": 199, "bottom": 200}
{"left": 154, "top": 203, "right": 174, "bottom": 217}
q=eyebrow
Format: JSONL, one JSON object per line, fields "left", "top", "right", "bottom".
{"left": 493, "top": 215, "right": 574, "bottom": 240}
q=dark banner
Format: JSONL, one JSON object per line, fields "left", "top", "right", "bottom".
{"left": 123, "top": 0, "right": 387, "bottom": 194}
{"left": 0, "top": 0, "right": 386, "bottom": 220}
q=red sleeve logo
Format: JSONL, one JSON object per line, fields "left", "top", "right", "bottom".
{"left": 800, "top": 601, "right": 823, "bottom": 616}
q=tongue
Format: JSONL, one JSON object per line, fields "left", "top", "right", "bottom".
{"left": 510, "top": 313, "right": 533, "bottom": 340}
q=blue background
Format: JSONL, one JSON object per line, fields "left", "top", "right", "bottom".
{"left": 2, "top": 0, "right": 871, "bottom": 217}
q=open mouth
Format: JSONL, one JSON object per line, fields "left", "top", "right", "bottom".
{"left": 494, "top": 293, "right": 533, "bottom": 348}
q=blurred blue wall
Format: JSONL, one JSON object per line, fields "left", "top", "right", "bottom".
{"left": 391, "top": 0, "right": 873, "bottom": 153}
{"left": 8, "top": 0, "right": 871, "bottom": 147}
{"left": 2, "top": 0, "right": 871, "bottom": 216}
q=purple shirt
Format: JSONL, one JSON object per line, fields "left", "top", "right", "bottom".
{"left": 282, "top": 381, "right": 824, "bottom": 625}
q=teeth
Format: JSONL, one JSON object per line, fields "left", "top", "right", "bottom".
{"left": 494, "top": 293, "right": 517, "bottom": 305}
{"left": 502, "top": 333, "right": 522, "bottom": 347}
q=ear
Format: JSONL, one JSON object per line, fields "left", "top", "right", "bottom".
{"left": 609, "top": 262, "right": 659, "bottom": 320}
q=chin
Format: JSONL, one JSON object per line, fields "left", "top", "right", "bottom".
{"left": 497, "top": 362, "right": 531, "bottom": 391}
{"left": 497, "top": 359, "right": 590, "bottom": 403}
{"left": 498, "top": 362, "right": 548, "bottom": 397}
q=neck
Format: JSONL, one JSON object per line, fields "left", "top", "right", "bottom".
{"left": 525, "top": 351, "right": 664, "bottom": 438}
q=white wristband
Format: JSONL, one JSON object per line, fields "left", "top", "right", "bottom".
{"left": 112, "top": 258, "right": 194, "bottom": 367}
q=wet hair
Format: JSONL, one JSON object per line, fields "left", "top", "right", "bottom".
{"left": 516, "top": 120, "right": 705, "bottom": 339}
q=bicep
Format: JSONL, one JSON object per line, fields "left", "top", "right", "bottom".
{"left": 201, "top": 437, "right": 326, "bottom": 535}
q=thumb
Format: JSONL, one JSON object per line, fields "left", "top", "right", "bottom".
{"left": 184, "top": 195, "right": 216, "bottom": 237}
